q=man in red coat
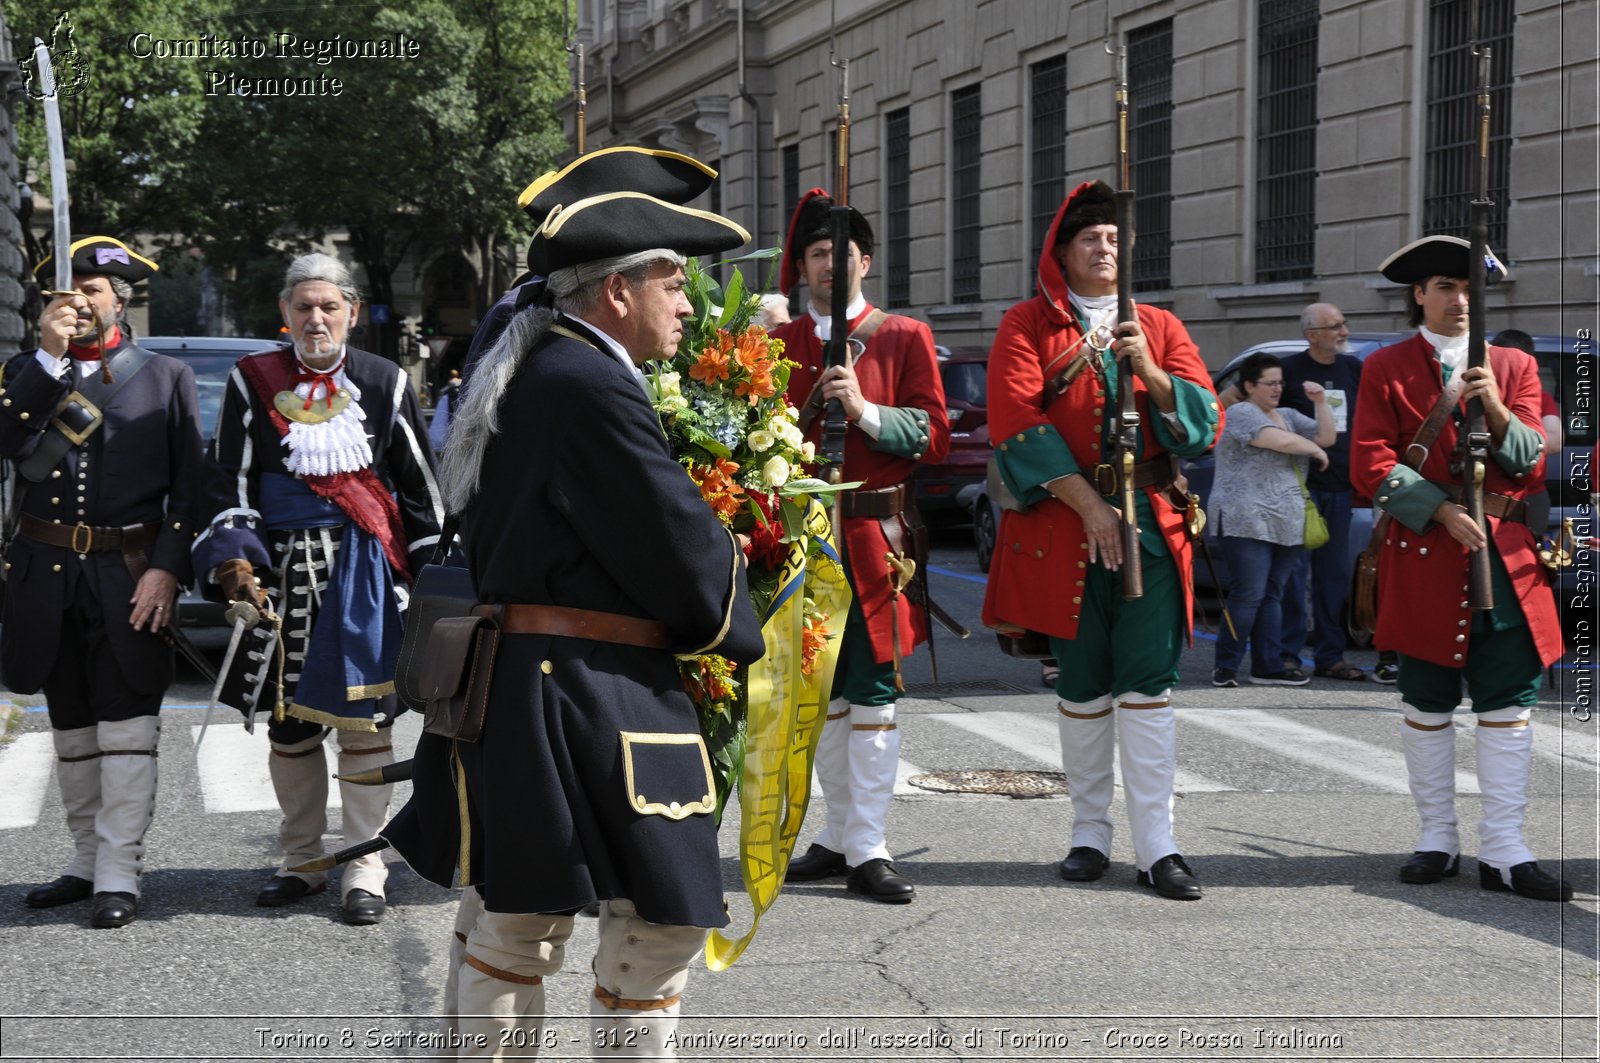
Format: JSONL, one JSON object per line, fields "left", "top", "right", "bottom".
{"left": 981, "top": 181, "right": 1221, "bottom": 900}
{"left": 773, "top": 190, "right": 949, "bottom": 904}
{"left": 1351, "top": 235, "right": 1568, "bottom": 902}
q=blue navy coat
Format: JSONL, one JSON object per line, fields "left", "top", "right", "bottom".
{"left": 0, "top": 341, "right": 203, "bottom": 694}
{"left": 385, "top": 315, "right": 765, "bottom": 927}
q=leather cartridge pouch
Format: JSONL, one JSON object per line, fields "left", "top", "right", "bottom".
{"left": 417, "top": 612, "right": 501, "bottom": 742}
{"left": 395, "top": 561, "right": 476, "bottom": 714}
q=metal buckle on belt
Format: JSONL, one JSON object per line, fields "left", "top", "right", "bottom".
{"left": 1093, "top": 463, "right": 1117, "bottom": 495}
{"left": 69, "top": 522, "right": 95, "bottom": 554}
{"left": 53, "top": 392, "right": 104, "bottom": 447}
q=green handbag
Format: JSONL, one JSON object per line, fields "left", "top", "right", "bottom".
{"left": 1296, "top": 467, "right": 1330, "bottom": 550}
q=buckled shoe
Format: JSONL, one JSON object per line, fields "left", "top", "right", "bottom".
{"left": 255, "top": 875, "right": 325, "bottom": 908}
{"left": 90, "top": 891, "right": 138, "bottom": 928}
{"left": 785, "top": 843, "right": 848, "bottom": 881}
{"left": 341, "top": 888, "right": 386, "bottom": 925}
{"left": 1137, "top": 854, "right": 1203, "bottom": 900}
{"left": 1058, "top": 846, "right": 1110, "bottom": 882}
{"left": 1480, "top": 860, "right": 1573, "bottom": 902}
{"left": 846, "top": 858, "right": 916, "bottom": 904}
{"left": 24, "top": 874, "right": 94, "bottom": 909}
{"left": 1399, "top": 850, "right": 1459, "bottom": 884}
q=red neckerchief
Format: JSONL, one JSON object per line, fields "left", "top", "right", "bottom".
{"left": 292, "top": 350, "right": 345, "bottom": 412}
{"left": 67, "top": 325, "right": 120, "bottom": 362}
{"left": 236, "top": 348, "right": 413, "bottom": 582}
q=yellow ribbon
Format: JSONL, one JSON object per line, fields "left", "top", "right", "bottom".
{"left": 706, "top": 498, "right": 851, "bottom": 970}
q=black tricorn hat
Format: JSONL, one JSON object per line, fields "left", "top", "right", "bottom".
{"left": 778, "top": 188, "right": 874, "bottom": 295}
{"left": 34, "top": 236, "right": 158, "bottom": 284}
{"left": 518, "top": 147, "right": 717, "bottom": 225}
{"left": 527, "top": 192, "right": 749, "bottom": 275}
{"left": 1379, "top": 235, "right": 1508, "bottom": 285}
{"left": 1056, "top": 181, "right": 1118, "bottom": 247}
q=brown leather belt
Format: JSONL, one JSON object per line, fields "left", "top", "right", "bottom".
{"left": 1442, "top": 486, "right": 1529, "bottom": 526}
{"left": 840, "top": 483, "right": 906, "bottom": 520}
{"left": 19, "top": 513, "right": 160, "bottom": 554}
{"left": 481, "top": 603, "right": 670, "bottom": 650}
{"left": 1091, "top": 454, "right": 1179, "bottom": 497}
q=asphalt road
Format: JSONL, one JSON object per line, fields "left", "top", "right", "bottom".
{"left": 1, "top": 525, "right": 1595, "bottom": 1062}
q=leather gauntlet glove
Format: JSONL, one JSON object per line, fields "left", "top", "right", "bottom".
{"left": 216, "top": 558, "right": 269, "bottom": 610}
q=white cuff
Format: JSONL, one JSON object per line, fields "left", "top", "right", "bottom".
{"left": 856, "top": 402, "right": 883, "bottom": 440}
{"left": 34, "top": 348, "right": 70, "bottom": 379}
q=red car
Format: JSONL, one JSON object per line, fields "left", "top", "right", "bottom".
{"left": 913, "top": 347, "right": 990, "bottom": 522}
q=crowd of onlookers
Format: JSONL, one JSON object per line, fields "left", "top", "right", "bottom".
{"left": 1201, "top": 307, "right": 1561, "bottom": 690}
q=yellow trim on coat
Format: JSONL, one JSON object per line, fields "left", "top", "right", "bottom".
{"left": 347, "top": 680, "right": 396, "bottom": 701}
{"left": 617, "top": 731, "right": 716, "bottom": 820}
{"left": 285, "top": 703, "right": 379, "bottom": 732}
{"left": 681, "top": 526, "right": 741, "bottom": 657}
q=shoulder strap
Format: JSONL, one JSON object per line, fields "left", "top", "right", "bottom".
{"left": 1402, "top": 375, "right": 1466, "bottom": 470}
{"left": 17, "top": 344, "right": 157, "bottom": 483}
{"left": 848, "top": 308, "right": 889, "bottom": 346}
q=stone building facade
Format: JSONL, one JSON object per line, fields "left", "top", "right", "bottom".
{"left": 567, "top": 0, "right": 1597, "bottom": 363}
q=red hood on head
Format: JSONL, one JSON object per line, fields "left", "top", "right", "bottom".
{"left": 779, "top": 188, "right": 832, "bottom": 295}
{"left": 1035, "top": 180, "right": 1102, "bottom": 324}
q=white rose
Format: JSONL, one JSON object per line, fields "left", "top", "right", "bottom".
{"left": 800, "top": 440, "right": 816, "bottom": 461}
{"left": 748, "top": 429, "right": 776, "bottom": 452}
{"left": 787, "top": 405, "right": 800, "bottom": 419}
{"left": 658, "top": 371, "right": 682, "bottom": 397}
{"left": 763, "top": 454, "right": 791, "bottom": 488}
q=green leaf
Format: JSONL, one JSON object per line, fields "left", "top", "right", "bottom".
{"left": 717, "top": 270, "right": 745, "bottom": 328}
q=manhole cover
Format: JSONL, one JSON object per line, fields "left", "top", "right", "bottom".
{"left": 908, "top": 769, "right": 1069, "bottom": 797}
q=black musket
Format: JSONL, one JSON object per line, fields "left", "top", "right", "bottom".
{"left": 1462, "top": 36, "right": 1494, "bottom": 611}
{"left": 823, "top": 55, "right": 852, "bottom": 481}
{"left": 1111, "top": 41, "right": 1143, "bottom": 599}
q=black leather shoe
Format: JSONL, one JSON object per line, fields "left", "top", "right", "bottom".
{"left": 1399, "top": 850, "right": 1459, "bottom": 884}
{"left": 1058, "top": 846, "right": 1110, "bottom": 882}
{"left": 1137, "top": 854, "right": 1203, "bottom": 900}
{"left": 255, "top": 875, "right": 325, "bottom": 908}
{"left": 785, "top": 843, "right": 848, "bottom": 881}
{"left": 24, "top": 874, "right": 93, "bottom": 909}
{"left": 1480, "top": 860, "right": 1573, "bottom": 902}
{"left": 846, "top": 858, "right": 915, "bottom": 904}
{"left": 341, "top": 888, "right": 386, "bottom": 925}
{"left": 90, "top": 892, "right": 138, "bottom": 928}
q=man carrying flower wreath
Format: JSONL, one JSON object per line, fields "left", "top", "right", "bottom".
{"left": 382, "top": 148, "right": 767, "bottom": 1057}
{"left": 772, "top": 189, "right": 950, "bottom": 905}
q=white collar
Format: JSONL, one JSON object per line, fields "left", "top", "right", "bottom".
{"left": 807, "top": 295, "right": 869, "bottom": 341}
{"left": 1419, "top": 326, "right": 1470, "bottom": 374}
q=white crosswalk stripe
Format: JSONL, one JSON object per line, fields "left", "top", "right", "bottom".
{"left": 1184, "top": 707, "right": 1480, "bottom": 794}
{"left": 932, "top": 710, "right": 1237, "bottom": 792}
{"left": 0, "top": 733, "right": 55, "bottom": 830}
{"left": 189, "top": 725, "right": 340, "bottom": 814}
{"left": 0, "top": 704, "right": 1582, "bottom": 829}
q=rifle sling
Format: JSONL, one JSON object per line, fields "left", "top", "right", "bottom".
{"left": 1367, "top": 374, "right": 1467, "bottom": 544}
{"left": 17, "top": 345, "right": 156, "bottom": 484}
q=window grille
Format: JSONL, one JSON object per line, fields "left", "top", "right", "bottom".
{"left": 886, "top": 108, "right": 912, "bottom": 308}
{"left": 1423, "top": 0, "right": 1513, "bottom": 251}
{"left": 1256, "top": 0, "right": 1318, "bottom": 282}
{"left": 1031, "top": 55, "right": 1068, "bottom": 278}
{"left": 951, "top": 85, "right": 982, "bottom": 303}
{"left": 1128, "top": 21, "right": 1173, "bottom": 292}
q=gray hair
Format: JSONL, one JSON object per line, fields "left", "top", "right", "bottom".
{"left": 1300, "top": 302, "right": 1337, "bottom": 333}
{"left": 280, "top": 253, "right": 360, "bottom": 304}
{"left": 107, "top": 276, "right": 133, "bottom": 317}
{"left": 437, "top": 248, "right": 682, "bottom": 512}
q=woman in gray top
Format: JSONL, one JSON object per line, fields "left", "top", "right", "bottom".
{"left": 1211, "top": 353, "right": 1334, "bottom": 687}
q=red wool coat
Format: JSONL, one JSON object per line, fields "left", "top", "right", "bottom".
{"left": 774, "top": 306, "right": 949, "bottom": 663}
{"left": 1349, "top": 333, "right": 1563, "bottom": 668}
{"left": 981, "top": 182, "right": 1221, "bottom": 642}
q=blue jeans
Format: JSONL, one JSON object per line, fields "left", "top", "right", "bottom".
{"left": 1279, "top": 489, "right": 1355, "bottom": 669}
{"left": 1216, "top": 536, "right": 1303, "bottom": 676}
